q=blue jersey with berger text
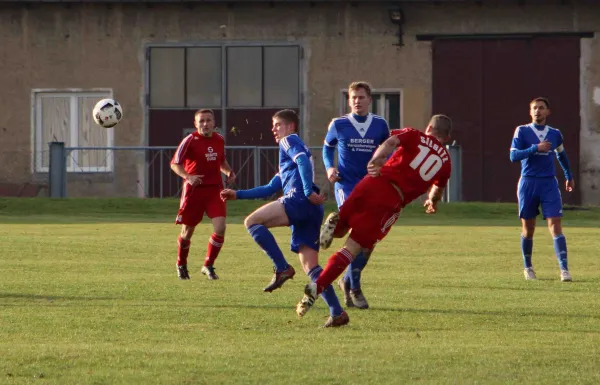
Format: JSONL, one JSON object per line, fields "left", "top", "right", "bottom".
{"left": 324, "top": 113, "right": 390, "bottom": 186}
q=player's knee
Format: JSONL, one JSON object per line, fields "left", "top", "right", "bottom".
{"left": 244, "top": 215, "right": 257, "bottom": 229}
{"left": 214, "top": 225, "right": 226, "bottom": 236}
{"left": 521, "top": 228, "right": 535, "bottom": 238}
{"left": 181, "top": 225, "right": 195, "bottom": 239}
{"left": 521, "top": 229, "right": 534, "bottom": 238}
{"left": 521, "top": 220, "right": 535, "bottom": 238}
{"left": 298, "top": 247, "right": 318, "bottom": 274}
{"left": 547, "top": 219, "right": 563, "bottom": 237}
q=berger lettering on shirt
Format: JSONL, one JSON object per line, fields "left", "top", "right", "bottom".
{"left": 420, "top": 136, "right": 449, "bottom": 163}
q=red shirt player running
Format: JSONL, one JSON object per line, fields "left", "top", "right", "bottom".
{"left": 295, "top": 114, "right": 453, "bottom": 323}
{"left": 170, "top": 109, "right": 235, "bottom": 281}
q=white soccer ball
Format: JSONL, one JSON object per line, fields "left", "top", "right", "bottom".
{"left": 92, "top": 98, "right": 123, "bottom": 128}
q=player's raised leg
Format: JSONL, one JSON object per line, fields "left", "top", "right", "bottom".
{"left": 320, "top": 208, "right": 354, "bottom": 250}
{"left": 296, "top": 245, "right": 348, "bottom": 328}
{"left": 245, "top": 201, "right": 296, "bottom": 292}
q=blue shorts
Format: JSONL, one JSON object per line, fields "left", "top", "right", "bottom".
{"left": 278, "top": 196, "right": 324, "bottom": 253}
{"left": 517, "top": 177, "right": 563, "bottom": 220}
{"left": 334, "top": 182, "right": 357, "bottom": 209}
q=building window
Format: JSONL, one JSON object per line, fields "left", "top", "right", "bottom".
{"left": 149, "top": 45, "right": 300, "bottom": 109}
{"left": 341, "top": 90, "right": 402, "bottom": 129}
{"left": 33, "top": 90, "right": 114, "bottom": 173}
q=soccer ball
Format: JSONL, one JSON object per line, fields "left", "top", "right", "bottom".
{"left": 92, "top": 98, "right": 123, "bottom": 128}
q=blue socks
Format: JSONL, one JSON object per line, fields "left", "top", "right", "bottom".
{"left": 521, "top": 236, "right": 533, "bottom": 268}
{"left": 308, "top": 265, "right": 344, "bottom": 317}
{"left": 247, "top": 224, "right": 289, "bottom": 272}
{"left": 521, "top": 234, "right": 569, "bottom": 271}
{"left": 344, "top": 251, "right": 367, "bottom": 290}
{"left": 553, "top": 234, "right": 568, "bottom": 271}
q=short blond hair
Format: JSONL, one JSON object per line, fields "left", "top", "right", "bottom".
{"left": 428, "top": 114, "right": 452, "bottom": 138}
{"left": 195, "top": 109, "right": 214, "bottom": 119}
{"left": 348, "top": 81, "right": 372, "bottom": 98}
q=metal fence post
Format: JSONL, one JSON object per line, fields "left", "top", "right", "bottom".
{"left": 253, "top": 147, "right": 260, "bottom": 188}
{"left": 49, "top": 142, "right": 67, "bottom": 198}
{"left": 445, "top": 143, "right": 462, "bottom": 202}
{"left": 159, "top": 150, "right": 164, "bottom": 198}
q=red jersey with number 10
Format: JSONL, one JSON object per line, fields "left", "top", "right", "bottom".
{"left": 379, "top": 128, "right": 452, "bottom": 205}
{"left": 171, "top": 131, "right": 225, "bottom": 187}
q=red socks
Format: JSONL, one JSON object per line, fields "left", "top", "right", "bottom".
{"left": 315, "top": 248, "right": 354, "bottom": 294}
{"left": 177, "top": 236, "right": 191, "bottom": 266}
{"left": 204, "top": 233, "right": 224, "bottom": 267}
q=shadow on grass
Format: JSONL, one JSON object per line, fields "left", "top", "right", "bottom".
{"left": 423, "top": 280, "right": 598, "bottom": 292}
{"left": 367, "top": 306, "right": 600, "bottom": 320}
{"left": 0, "top": 292, "right": 117, "bottom": 301}
{"left": 3, "top": 293, "right": 600, "bottom": 322}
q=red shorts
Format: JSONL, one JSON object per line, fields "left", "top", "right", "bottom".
{"left": 175, "top": 184, "right": 225, "bottom": 227}
{"left": 335, "top": 176, "right": 403, "bottom": 249}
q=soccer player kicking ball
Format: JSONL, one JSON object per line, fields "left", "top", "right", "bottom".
{"left": 296, "top": 115, "right": 453, "bottom": 321}
{"left": 221, "top": 109, "right": 349, "bottom": 328}
{"left": 510, "top": 97, "right": 575, "bottom": 282}
{"left": 170, "top": 109, "right": 236, "bottom": 280}
{"left": 323, "top": 81, "right": 390, "bottom": 309}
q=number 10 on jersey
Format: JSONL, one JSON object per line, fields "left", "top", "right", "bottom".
{"left": 409, "top": 144, "right": 443, "bottom": 181}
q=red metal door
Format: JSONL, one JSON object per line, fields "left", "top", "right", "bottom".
{"left": 433, "top": 37, "right": 581, "bottom": 205}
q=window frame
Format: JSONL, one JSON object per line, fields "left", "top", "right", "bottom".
{"left": 339, "top": 88, "right": 404, "bottom": 129}
{"left": 145, "top": 41, "right": 306, "bottom": 144}
{"left": 31, "top": 89, "right": 115, "bottom": 174}
{"left": 147, "top": 43, "right": 302, "bottom": 110}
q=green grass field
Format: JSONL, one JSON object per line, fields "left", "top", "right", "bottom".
{"left": 1, "top": 198, "right": 600, "bottom": 384}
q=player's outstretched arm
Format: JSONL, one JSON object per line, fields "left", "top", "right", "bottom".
{"left": 224, "top": 175, "right": 283, "bottom": 201}
{"left": 368, "top": 136, "right": 400, "bottom": 176}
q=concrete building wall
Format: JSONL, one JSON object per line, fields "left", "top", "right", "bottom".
{"left": 0, "top": 2, "right": 598, "bottom": 203}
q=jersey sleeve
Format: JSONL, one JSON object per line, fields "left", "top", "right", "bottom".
{"left": 510, "top": 126, "right": 527, "bottom": 151}
{"left": 171, "top": 134, "right": 193, "bottom": 165}
{"left": 280, "top": 135, "right": 308, "bottom": 163}
{"left": 324, "top": 120, "right": 338, "bottom": 147}
{"left": 555, "top": 130, "right": 565, "bottom": 152}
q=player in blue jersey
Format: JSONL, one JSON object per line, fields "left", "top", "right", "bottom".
{"left": 322, "top": 81, "right": 390, "bottom": 309}
{"left": 510, "top": 97, "right": 575, "bottom": 282}
{"left": 221, "top": 109, "right": 350, "bottom": 327}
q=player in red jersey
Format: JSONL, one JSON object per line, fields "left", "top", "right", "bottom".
{"left": 295, "top": 114, "right": 453, "bottom": 319}
{"left": 170, "top": 109, "right": 235, "bottom": 280}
